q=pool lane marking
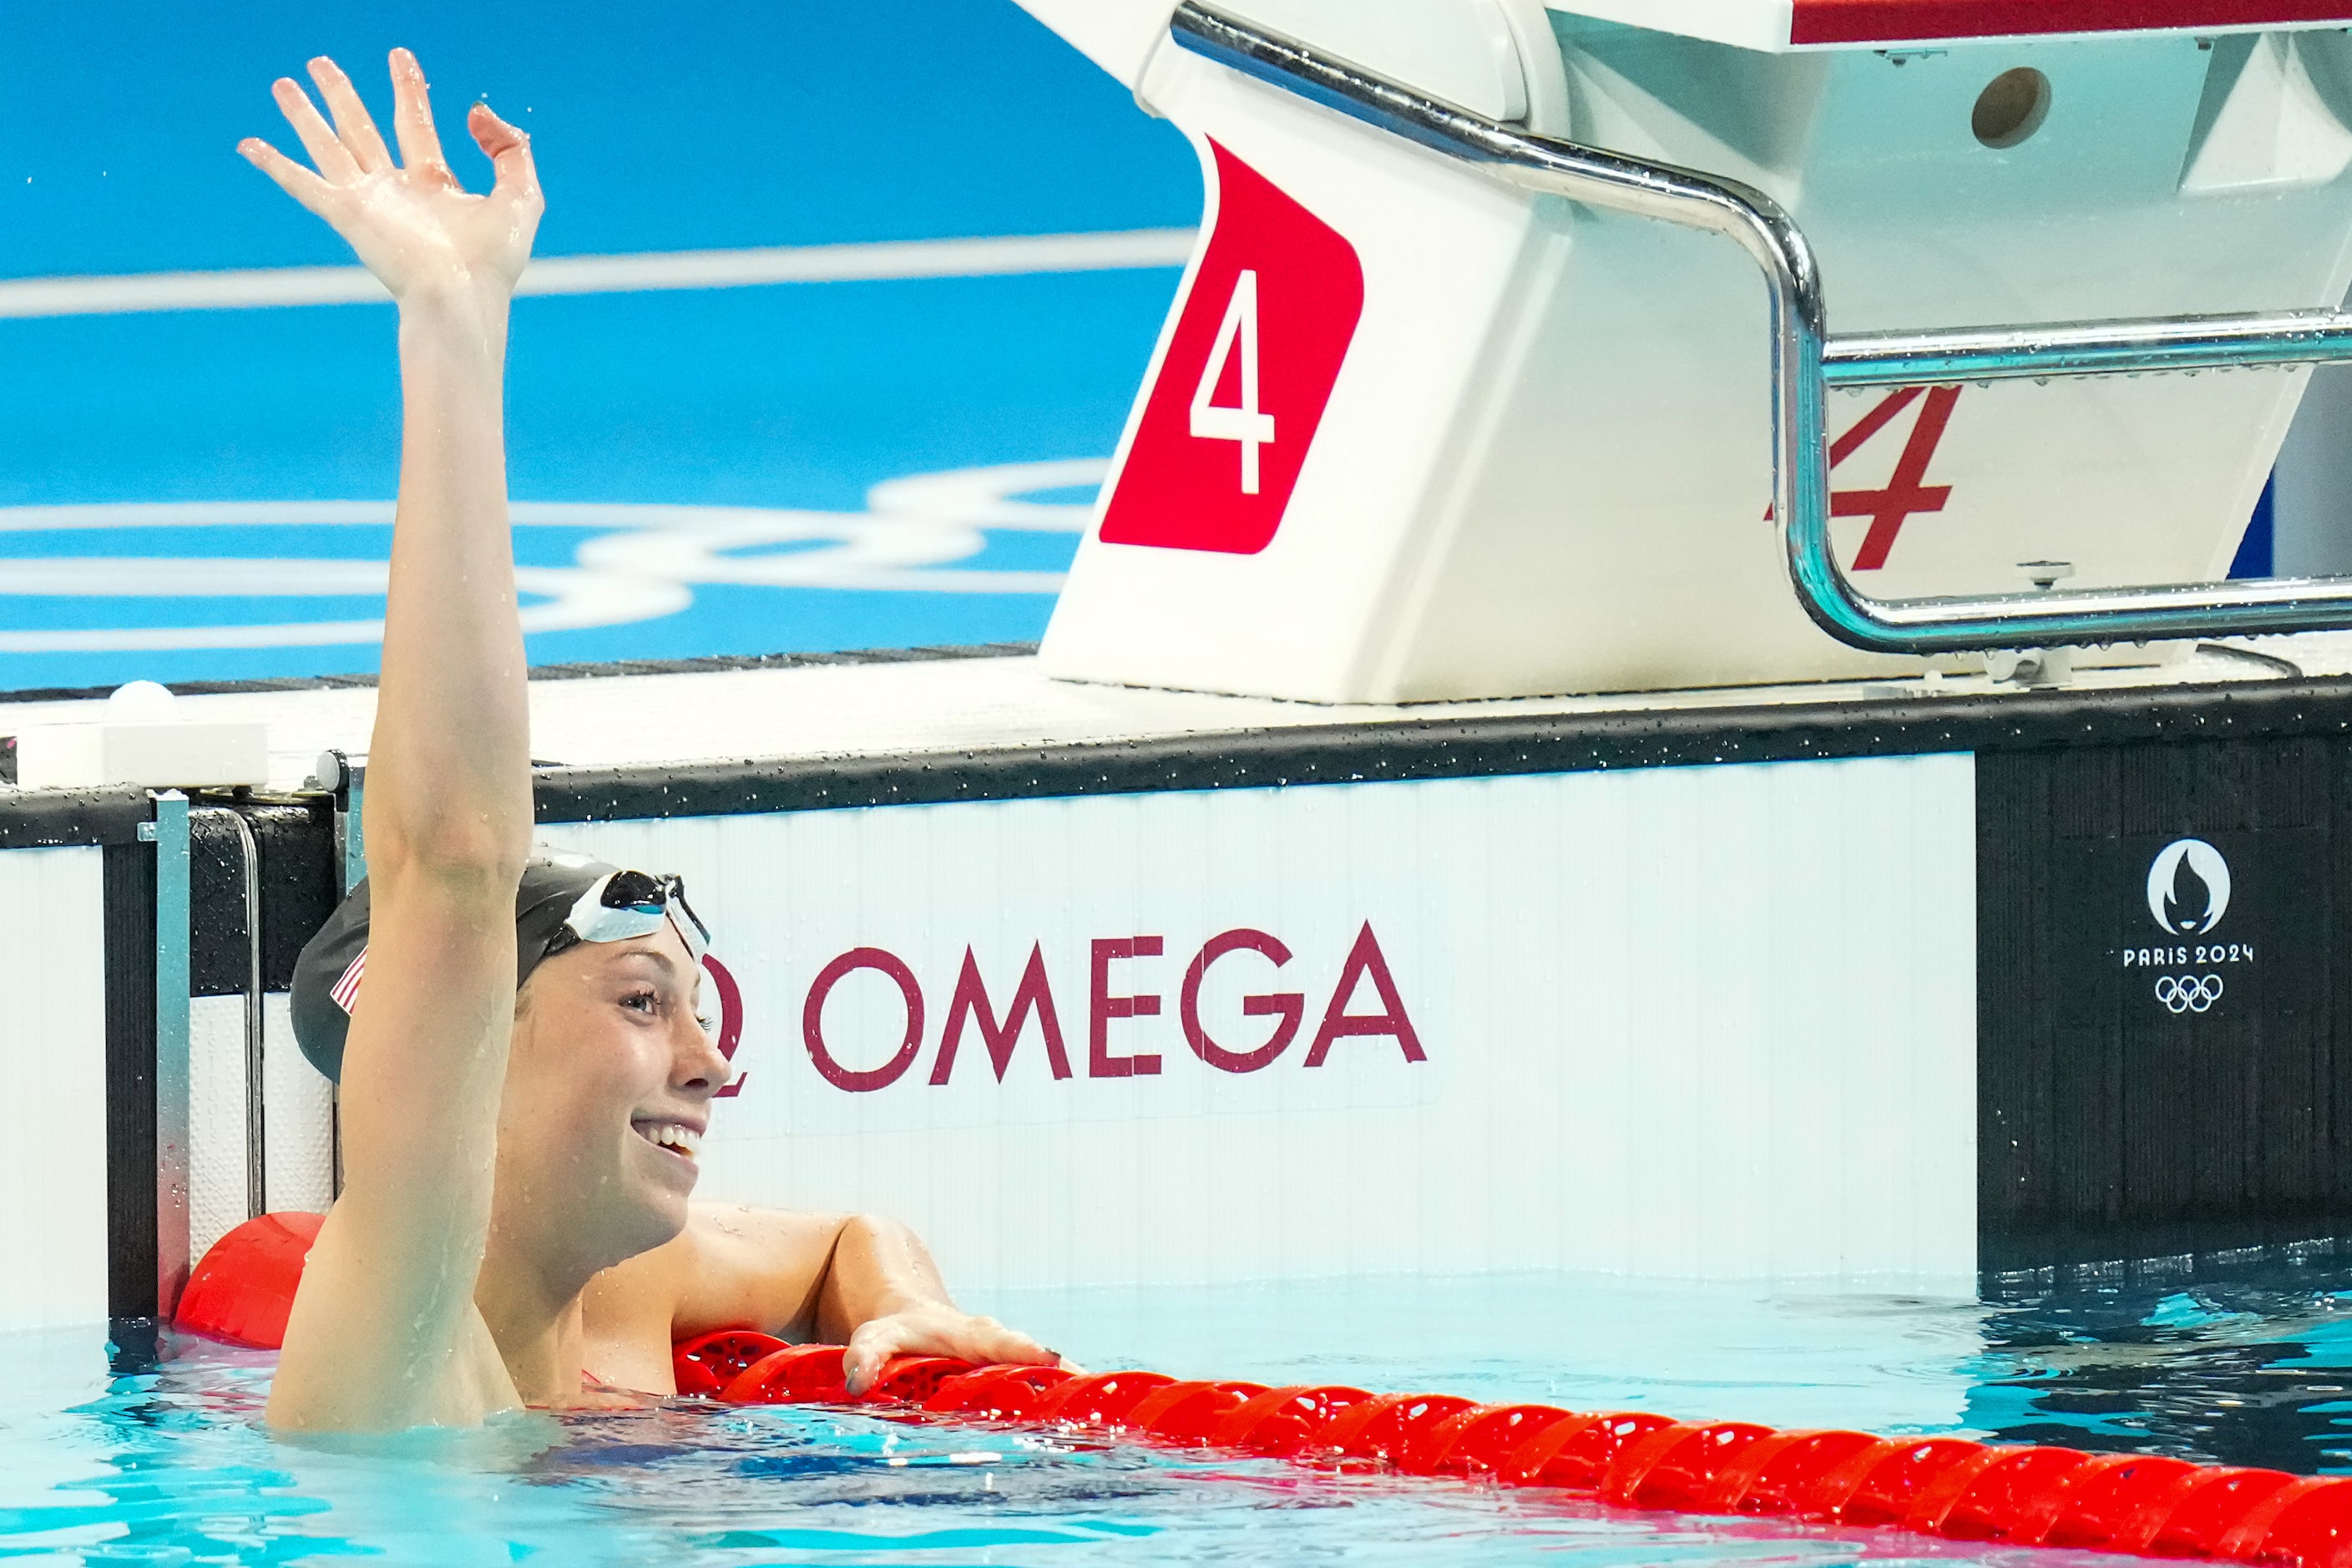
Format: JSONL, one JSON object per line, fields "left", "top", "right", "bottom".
{"left": 0, "top": 228, "right": 1199, "bottom": 319}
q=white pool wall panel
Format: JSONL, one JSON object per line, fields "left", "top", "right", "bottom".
{"left": 553, "top": 751, "right": 1976, "bottom": 1292}
{"left": 260, "top": 995, "right": 335, "bottom": 1221}
{"left": 189, "top": 992, "right": 332, "bottom": 1266}
{"left": 0, "top": 847, "right": 108, "bottom": 1333}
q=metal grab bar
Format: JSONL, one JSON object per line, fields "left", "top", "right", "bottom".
{"left": 1171, "top": 2, "right": 2352, "bottom": 655}
{"left": 190, "top": 806, "right": 266, "bottom": 1222}
{"left": 143, "top": 792, "right": 193, "bottom": 1320}
{"left": 1827, "top": 311, "right": 2352, "bottom": 388}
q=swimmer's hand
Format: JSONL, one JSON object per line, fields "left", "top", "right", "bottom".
{"left": 239, "top": 49, "right": 542, "bottom": 306}
{"left": 842, "top": 1304, "right": 1071, "bottom": 1395}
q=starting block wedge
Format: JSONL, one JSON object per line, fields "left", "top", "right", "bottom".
{"left": 1022, "top": 0, "right": 2352, "bottom": 701}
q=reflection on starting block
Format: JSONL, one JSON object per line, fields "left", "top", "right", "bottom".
{"left": 1019, "top": 0, "right": 2352, "bottom": 701}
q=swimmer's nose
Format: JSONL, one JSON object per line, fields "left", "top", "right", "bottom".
{"left": 673, "top": 1010, "right": 731, "bottom": 1095}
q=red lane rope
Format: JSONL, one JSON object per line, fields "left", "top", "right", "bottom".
{"left": 674, "top": 1333, "right": 2352, "bottom": 1567}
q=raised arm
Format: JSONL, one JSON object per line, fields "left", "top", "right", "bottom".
{"left": 251, "top": 52, "right": 544, "bottom": 1431}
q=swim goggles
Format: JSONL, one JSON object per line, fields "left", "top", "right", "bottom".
{"left": 556, "top": 869, "right": 711, "bottom": 966}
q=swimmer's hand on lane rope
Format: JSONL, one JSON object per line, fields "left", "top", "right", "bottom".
{"left": 842, "top": 1304, "right": 1082, "bottom": 1396}
{"left": 238, "top": 48, "right": 541, "bottom": 307}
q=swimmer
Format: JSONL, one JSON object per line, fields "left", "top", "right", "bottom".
{"left": 241, "top": 52, "right": 1060, "bottom": 1430}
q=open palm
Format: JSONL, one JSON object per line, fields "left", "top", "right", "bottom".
{"left": 240, "top": 49, "right": 542, "bottom": 301}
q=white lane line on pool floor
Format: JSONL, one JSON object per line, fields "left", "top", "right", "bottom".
{"left": 0, "top": 228, "right": 1201, "bottom": 318}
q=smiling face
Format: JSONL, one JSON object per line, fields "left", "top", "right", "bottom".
{"left": 489, "top": 917, "right": 732, "bottom": 1277}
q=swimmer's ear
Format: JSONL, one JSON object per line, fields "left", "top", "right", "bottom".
{"left": 468, "top": 103, "right": 542, "bottom": 214}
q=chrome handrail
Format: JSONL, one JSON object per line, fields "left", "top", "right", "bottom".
{"left": 144, "top": 791, "right": 192, "bottom": 1320}
{"left": 1826, "top": 311, "right": 2352, "bottom": 387}
{"left": 1171, "top": 1, "right": 2352, "bottom": 655}
{"left": 193, "top": 806, "right": 266, "bottom": 1222}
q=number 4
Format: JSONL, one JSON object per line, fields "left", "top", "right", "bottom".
{"left": 1764, "top": 383, "right": 1962, "bottom": 571}
{"left": 1835, "top": 384, "right": 1960, "bottom": 571}
{"left": 1191, "top": 269, "right": 1277, "bottom": 494}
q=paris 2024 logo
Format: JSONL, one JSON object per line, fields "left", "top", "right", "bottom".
{"left": 2122, "top": 838, "right": 2251, "bottom": 1014}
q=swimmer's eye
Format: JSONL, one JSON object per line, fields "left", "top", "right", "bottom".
{"left": 696, "top": 1014, "right": 717, "bottom": 1034}
{"left": 622, "top": 989, "right": 659, "bottom": 1014}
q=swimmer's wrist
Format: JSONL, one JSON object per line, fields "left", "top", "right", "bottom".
{"left": 397, "top": 276, "right": 513, "bottom": 330}
{"left": 397, "top": 285, "right": 512, "bottom": 365}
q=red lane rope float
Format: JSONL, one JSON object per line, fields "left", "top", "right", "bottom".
{"left": 1034, "top": 1370, "right": 1176, "bottom": 1424}
{"left": 868, "top": 1356, "right": 984, "bottom": 1407}
{"left": 1125, "top": 1380, "right": 1270, "bottom": 1444}
{"left": 1401, "top": 1403, "right": 1574, "bottom": 1477}
{"left": 1213, "top": 1384, "right": 1371, "bottom": 1456}
{"left": 673, "top": 1329, "right": 787, "bottom": 1397}
{"left": 671, "top": 1334, "right": 2352, "bottom": 1568}
{"left": 925, "top": 1363, "right": 1077, "bottom": 1420}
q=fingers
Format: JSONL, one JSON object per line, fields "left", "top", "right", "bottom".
{"left": 967, "top": 1319, "right": 1057, "bottom": 1367}
{"left": 841, "top": 1310, "right": 1068, "bottom": 1395}
{"left": 306, "top": 57, "right": 394, "bottom": 175}
{"left": 238, "top": 137, "right": 337, "bottom": 218}
{"left": 916, "top": 1309, "right": 1050, "bottom": 1367}
{"left": 842, "top": 1320, "right": 909, "bottom": 1395}
{"left": 468, "top": 103, "right": 542, "bottom": 212}
{"left": 387, "top": 48, "right": 453, "bottom": 183}
{"left": 271, "top": 77, "right": 361, "bottom": 183}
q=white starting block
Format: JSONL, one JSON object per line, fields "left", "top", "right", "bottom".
{"left": 1023, "top": 0, "right": 2352, "bottom": 701}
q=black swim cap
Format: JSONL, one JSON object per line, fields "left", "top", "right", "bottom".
{"left": 288, "top": 847, "right": 621, "bottom": 1084}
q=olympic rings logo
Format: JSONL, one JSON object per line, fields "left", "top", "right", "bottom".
{"left": 2154, "top": 974, "right": 2225, "bottom": 1014}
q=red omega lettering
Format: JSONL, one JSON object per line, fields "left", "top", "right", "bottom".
{"left": 802, "top": 947, "right": 925, "bottom": 1093}
{"left": 1090, "top": 936, "right": 1165, "bottom": 1078}
{"left": 1304, "top": 922, "right": 1426, "bottom": 1067}
{"left": 1180, "top": 928, "right": 1304, "bottom": 1073}
{"left": 930, "top": 943, "right": 1073, "bottom": 1085}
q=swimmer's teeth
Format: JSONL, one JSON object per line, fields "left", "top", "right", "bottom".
{"left": 649, "top": 1124, "right": 701, "bottom": 1156}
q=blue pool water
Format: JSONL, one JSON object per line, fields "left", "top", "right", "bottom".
{"left": 11, "top": 1267, "right": 2352, "bottom": 1565}
{"left": 0, "top": 0, "right": 1202, "bottom": 691}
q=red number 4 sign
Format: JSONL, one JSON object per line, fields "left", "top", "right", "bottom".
{"left": 1100, "top": 140, "right": 1366, "bottom": 556}
{"left": 1779, "top": 385, "right": 1963, "bottom": 570}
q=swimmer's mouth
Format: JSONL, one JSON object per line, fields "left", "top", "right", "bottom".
{"left": 633, "top": 1120, "right": 703, "bottom": 1161}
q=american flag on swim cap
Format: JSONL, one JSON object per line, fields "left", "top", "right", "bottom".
{"left": 330, "top": 948, "right": 366, "bottom": 1014}
{"left": 291, "top": 850, "right": 658, "bottom": 1084}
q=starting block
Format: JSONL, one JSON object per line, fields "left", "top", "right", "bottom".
{"left": 1023, "top": 0, "right": 2352, "bottom": 701}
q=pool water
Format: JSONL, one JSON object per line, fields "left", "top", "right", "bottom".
{"left": 9, "top": 1265, "right": 2352, "bottom": 1566}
